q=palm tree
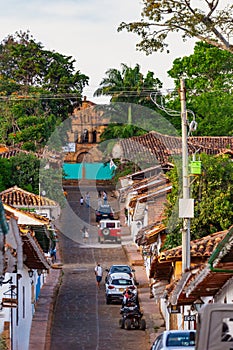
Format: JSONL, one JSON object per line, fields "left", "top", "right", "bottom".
{"left": 94, "top": 63, "right": 162, "bottom": 117}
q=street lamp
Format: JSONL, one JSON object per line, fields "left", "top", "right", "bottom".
{"left": 192, "top": 297, "right": 204, "bottom": 312}
{"left": 28, "top": 269, "right": 34, "bottom": 278}
{"left": 136, "top": 221, "right": 142, "bottom": 229}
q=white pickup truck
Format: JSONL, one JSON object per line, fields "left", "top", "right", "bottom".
{"left": 196, "top": 303, "right": 233, "bottom": 350}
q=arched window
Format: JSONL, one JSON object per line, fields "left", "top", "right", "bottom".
{"left": 92, "top": 130, "right": 97, "bottom": 143}
{"left": 82, "top": 129, "right": 89, "bottom": 143}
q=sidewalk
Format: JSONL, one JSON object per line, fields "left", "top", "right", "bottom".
{"left": 29, "top": 254, "right": 62, "bottom": 350}
{"left": 121, "top": 227, "right": 165, "bottom": 345}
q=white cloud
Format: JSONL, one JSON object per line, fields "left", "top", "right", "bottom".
{"left": 0, "top": 0, "right": 196, "bottom": 104}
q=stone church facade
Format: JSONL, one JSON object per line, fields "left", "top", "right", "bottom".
{"left": 64, "top": 97, "right": 109, "bottom": 163}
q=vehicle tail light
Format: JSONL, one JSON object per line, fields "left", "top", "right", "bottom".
{"left": 108, "top": 285, "right": 115, "bottom": 289}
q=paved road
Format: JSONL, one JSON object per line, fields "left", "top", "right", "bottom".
{"left": 50, "top": 186, "right": 151, "bottom": 350}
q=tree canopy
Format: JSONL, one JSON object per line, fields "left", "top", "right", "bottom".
{"left": 94, "top": 63, "right": 162, "bottom": 107}
{"left": 163, "top": 153, "right": 233, "bottom": 249}
{"left": 0, "top": 31, "right": 89, "bottom": 150}
{"left": 0, "top": 153, "right": 40, "bottom": 193}
{"left": 165, "top": 42, "right": 233, "bottom": 136}
{"left": 118, "top": 1, "right": 233, "bottom": 55}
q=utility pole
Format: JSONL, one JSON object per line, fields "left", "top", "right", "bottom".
{"left": 179, "top": 78, "right": 192, "bottom": 272}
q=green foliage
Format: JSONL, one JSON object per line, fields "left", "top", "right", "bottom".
{"left": 163, "top": 154, "right": 233, "bottom": 249}
{"left": 0, "top": 334, "right": 8, "bottom": 350}
{"left": 166, "top": 42, "right": 233, "bottom": 136}
{"left": 94, "top": 63, "right": 162, "bottom": 108}
{"left": 100, "top": 123, "right": 146, "bottom": 142}
{"left": 0, "top": 31, "right": 89, "bottom": 149}
{"left": 118, "top": 1, "right": 233, "bottom": 55}
{"left": 39, "top": 165, "right": 66, "bottom": 208}
{"left": 0, "top": 153, "right": 39, "bottom": 193}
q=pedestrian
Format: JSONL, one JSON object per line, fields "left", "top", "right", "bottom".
{"left": 85, "top": 192, "right": 90, "bottom": 207}
{"left": 50, "top": 247, "right": 57, "bottom": 263}
{"left": 103, "top": 191, "right": 107, "bottom": 204}
{"left": 97, "top": 191, "right": 102, "bottom": 207}
{"left": 80, "top": 196, "right": 84, "bottom": 205}
{"left": 94, "top": 262, "right": 103, "bottom": 288}
{"left": 81, "top": 226, "right": 89, "bottom": 243}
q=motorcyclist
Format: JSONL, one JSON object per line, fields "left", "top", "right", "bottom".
{"left": 122, "top": 287, "right": 133, "bottom": 306}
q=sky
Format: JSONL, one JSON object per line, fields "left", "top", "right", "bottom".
{"left": 0, "top": 0, "right": 196, "bottom": 104}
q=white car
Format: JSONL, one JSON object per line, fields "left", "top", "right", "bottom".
{"left": 151, "top": 330, "right": 196, "bottom": 350}
{"left": 105, "top": 264, "right": 135, "bottom": 282}
{"left": 105, "top": 272, "right": 138, "bottom": 304}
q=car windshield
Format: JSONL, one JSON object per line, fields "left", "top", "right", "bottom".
{"left": 166, "top": 332, "right": 196, "bottom": 347}
{"left": 110, "top": 266, "right": 131, "bottom": 274}
{"left": 98, "top": 206, "right": 111, "bottom": 213}
{"left": 111, "top": 279, "right": 132, "bottom": 286}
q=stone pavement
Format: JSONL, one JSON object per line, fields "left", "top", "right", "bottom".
{"left": 121, "top": 226, "right": 165, "bottom": 345}
{"left": 29, "top": 227, "right": 164, "bottom": 350}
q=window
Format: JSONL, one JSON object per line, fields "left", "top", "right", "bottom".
{"left": 82, "top": 129, "right": 89, "bottom": 143}
{"left": 106, "top": 222, "right": 116, "bottom": 228}
{"left": 166, "top": 332, "right": 195, "bottom": 347}
{"left": 112, "top": 279, "right": 132, "bottom": 286}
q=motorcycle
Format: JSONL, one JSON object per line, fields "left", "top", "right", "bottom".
{"left": 119, "top": 301, "right": 146, "bottom": 330}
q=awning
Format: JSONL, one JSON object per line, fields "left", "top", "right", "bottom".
{"left": 167, "top": 226, "right": 233, "bottom": 306}
{"left": 21, "top": 230, "right": 50, "bottom": 270}
{"left": 151, "top": 280, "right": 168, "bottom": 300}
{"left": 136, "top": 223, "right": 166, "bottom": 246}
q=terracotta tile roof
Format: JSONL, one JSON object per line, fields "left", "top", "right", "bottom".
{"left": 119, "top": 132, "right": 233, "bottom": 167}
{"left": 0, "top": 148, "right": 33, "bottom": 159}
{"left": 149, "top": 230, "right": 228, "bottom": 279}
{"left": 159, "top": 230, "right": 227, "bottom": 262}
{"left": 1, "top": 186, "right": 57, "bottom": 207}
{"left": 0, "top": 146, "right": 62, "bottom": 165}
{"left": 151, "top": 227, "right": 233, "bottom": 306}
{"left": 0, "top": 145, "right": 9, "bottom": 153}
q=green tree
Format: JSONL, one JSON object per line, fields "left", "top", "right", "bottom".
{"left": 118, "top": 1, "right": 233, "bottom": 54}
{"left": 163, "top": 154, "right": 233, "bottom": 249}
{"left": 0, "top": 31, "right": 89, "bottom": 149}
{"left": 94, "top": 63, "right": 162, "bottom": 107}
{"left": 0, "top": 153, "right": 40, "bottom": 193}
{"left": 165, "top": 42, "right": 233, "bottom": 135}
{"left": 94, "top": 64, "right": 174, "bottom": 145}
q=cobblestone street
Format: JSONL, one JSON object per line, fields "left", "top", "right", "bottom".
{"left": 49, "top": 186, "right": 153, "bottom": 350}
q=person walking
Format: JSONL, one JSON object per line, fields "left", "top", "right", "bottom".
{"left": 81, "top": 226, "right": 89, "bottom": 243}
{"left": 85, "top": 192, "right": 90, "bottom": 207}
{"left": 80, "top": 196, "right": 84, "bottom": 206}
{"left": 50, "top": 247, "right": 57, "bottom": 263}
{"left": 94, "top": 262, "right": 103, "bottom": 289}
{"left": 103, "top": 191, "right": 107, "bottom": 204}
{"left": 97, "top": 190, "right": 102, "bottom": 207}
